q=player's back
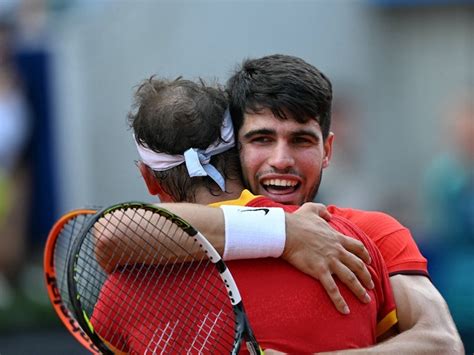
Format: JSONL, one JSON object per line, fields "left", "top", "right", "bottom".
{"left": 91, "top": 263, "right": 237, "bottom": 354}
{"left": 226, "top": 214, "right": 396, "bottom": 353}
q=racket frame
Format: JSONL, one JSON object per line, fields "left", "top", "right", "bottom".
{"left": 43, "top": 209, "right": 100, "bottom": 354}
{"left": 67, "top": 201, "right": 261, "bottom": 354}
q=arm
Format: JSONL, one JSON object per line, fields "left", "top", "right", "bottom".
{"left": 318, "top": 275, "right": 464, "bottom": 354}
{"left": 95, "top": 202, "right": 374, "bottom": 314}
{"left": 95, "top": 204, "right": 224, "bottom": 273}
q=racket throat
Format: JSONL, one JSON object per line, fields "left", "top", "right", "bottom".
{"left": 245, "top": 341, "right": 263, "bottom": 355}
{"left": 234, "top": 302, "right": 262, "bottom": 355}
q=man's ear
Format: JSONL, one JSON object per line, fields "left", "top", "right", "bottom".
{"left": 137, "top": 162, "right": 174, "bottom": 202}
{"left": 322, "top": 132, "right": 334, "bottom": 169}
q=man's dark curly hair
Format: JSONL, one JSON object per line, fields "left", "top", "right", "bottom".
{"left": 226, "top": 54, "right": 333, "bottom": 139}
{"left": 129, "top": 76, "right": 241, "bottom": 202}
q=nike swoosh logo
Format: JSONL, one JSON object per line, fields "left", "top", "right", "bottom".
{"left": 239, "top": 208, "right": 270, "bottom": 215}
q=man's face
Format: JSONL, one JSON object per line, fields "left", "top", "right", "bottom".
{"left": 238, "top": 108, "right": 334, "bottom": 206}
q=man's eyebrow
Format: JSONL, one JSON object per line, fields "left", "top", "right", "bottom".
{"left": 242, "top": 128, "right": 275, "bottom": 139}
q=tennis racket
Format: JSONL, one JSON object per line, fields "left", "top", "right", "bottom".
{"left": 43, "top": 208, "right": 101, "bottom": 354}
{"left": 67, "top": 202, "right": 262, "bottom": 354}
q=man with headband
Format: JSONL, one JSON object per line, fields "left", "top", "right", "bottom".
{"left": 94, "top": 76, "right": 399, "bottom": 353}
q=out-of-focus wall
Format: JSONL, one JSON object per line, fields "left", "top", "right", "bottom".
{"left": 51, "top": 2, "right": 473, "bottom": 231}
{"left": 363, "top": 5, "right": 473, "bottom": 226}
{"left": 51, "top": 1, "right": 377, "bottom": 212}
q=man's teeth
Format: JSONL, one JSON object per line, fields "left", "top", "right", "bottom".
{"left": 262, "top": 179, "right": 297, "bottom": 187}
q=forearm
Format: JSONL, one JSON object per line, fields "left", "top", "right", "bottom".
{"left": 94, "top": 203, "right": 225, "bottom": 272}
{"left": 97, "top": 203, "right": 286, "bottom": 266}
{"left": 159, "top": 203, "right": 226, "bottom": 254}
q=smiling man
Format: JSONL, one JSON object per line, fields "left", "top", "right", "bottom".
{"left": 226, "top": 54, "right": 463, "bottom": 353}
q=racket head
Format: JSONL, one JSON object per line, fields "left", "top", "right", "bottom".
{"left": 43, "top": 208, "right": 100, "bottom": 354}
{"left": 67, "top": 201, "right": 260, "bottom": 354}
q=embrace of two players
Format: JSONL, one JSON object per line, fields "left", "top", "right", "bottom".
{"left": 58, "top": 54, "right": 465, "bottom": 354}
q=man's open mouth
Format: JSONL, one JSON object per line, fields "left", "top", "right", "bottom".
{"left": 261, "top": 178, "right": 300, "bottom": 194}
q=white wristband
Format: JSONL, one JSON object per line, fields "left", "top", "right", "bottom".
{"left": 220, "top": 205, "right": 286, "bottom": 261}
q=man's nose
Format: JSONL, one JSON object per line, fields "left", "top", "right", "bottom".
{"left": 267, "top": 142, "right": 295, "bottom": 171}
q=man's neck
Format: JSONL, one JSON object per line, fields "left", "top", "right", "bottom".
{"left": 194, "top": 179, "right": 245, "bottom": 205}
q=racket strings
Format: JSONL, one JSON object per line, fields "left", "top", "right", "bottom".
{"left": 96, "top": 235, "right": 235, "bottom": 351}
{"left": 102, "top": 229, "right": 212, "bottom": 350}
{"left": 74, "top": 207, "right": 237, "bottom": 354}
{"left": 134, "top": 213, "right": 238, "bottom": 353}
{"left": 124, "top": 211, "right": 235, "bottom": 352}
{"left": 163, "top": 259, "right": 236, "bottom": 354}
{"left": 97, "top": 209, "right": 199, "bottom": 274}
{"left": 54, "top": 222, "right": 75, "bottom": 308}
{"left": 54, "top": 215, "right": 94, "bottom": 311}
{"left": 95, "top": 208, "right": 210, "bottom": 335}
{"left": 76, "top": 236, "right": 108, "bottom": 314}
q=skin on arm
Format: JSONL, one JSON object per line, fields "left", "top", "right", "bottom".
{"left": 94, "top": 202, "right": 375, "bottom": 314}
{"left": 329, "top": 275, "right": 463, "bottom": 354}
{"left": 94, "top": 204, "right": 224, "bottom": 273}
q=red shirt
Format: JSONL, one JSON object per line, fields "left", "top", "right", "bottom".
{"left": 91, "top": 190, "right": 399, "bottom": 353}
{"left": 223, "top": 192, "right": 397, "bottom": 352}
{"left": 91, "top": 222, "right": 397, "bottom": 354}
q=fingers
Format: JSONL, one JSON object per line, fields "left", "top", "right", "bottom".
{"left": 339, "top": 249, "right": 375, "bottom": 291}
{"left": 319, "top": 270, "right": 350, "bottom": 314}
{"left": 317, "top": 206, "right": 332, "bottom": 222}
{"left": 297, "top": 202, "right": 331, "bottom": 222}
{"left": 341, "top": 236, "right": 372, "bottom": 265}
{"left": 334, "top": 232, "right": 374, "bottom": 290}
{"left": 332, "top": 261, "right": 372, "bottom": 304}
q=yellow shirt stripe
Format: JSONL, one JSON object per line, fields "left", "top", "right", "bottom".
{"left": 209, "top": 189, "right": 259, "bottom": 207}
{"left": 376, "top": 309, "right": 398, "bottom": 338}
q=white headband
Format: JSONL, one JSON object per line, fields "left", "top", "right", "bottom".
{"left": 134, "top": 110, "right": 235, "bottom": 191}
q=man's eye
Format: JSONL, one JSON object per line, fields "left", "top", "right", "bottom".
{"left": 293, "top": 137, "right": 312, "bottom": 145}
{"left": 252, "top": 137, "right": 272, "bottom": 144}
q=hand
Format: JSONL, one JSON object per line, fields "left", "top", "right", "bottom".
{"left": 283, "top": 202, "right": 374, "bottom": 314}
{"left": 307, "top": 202, "right": 332, "bottom": 222}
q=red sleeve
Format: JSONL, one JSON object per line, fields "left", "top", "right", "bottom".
{"left": 327, "top": 206, "right": 428, "bottom": 277}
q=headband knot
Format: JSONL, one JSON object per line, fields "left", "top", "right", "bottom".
{"left": 134, "top": 110, "right": 234, "bottom": 191}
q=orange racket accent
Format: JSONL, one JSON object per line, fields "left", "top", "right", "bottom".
{"left": 43, "top": 209, "right": 100, "bottom": 354}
